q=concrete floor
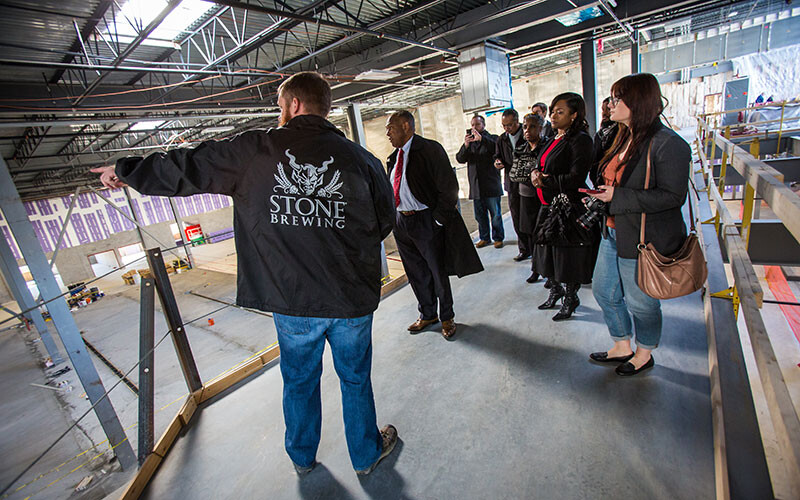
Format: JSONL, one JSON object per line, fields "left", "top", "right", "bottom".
{"left": 137, "top": 216, "right": 715, "bottom": 500}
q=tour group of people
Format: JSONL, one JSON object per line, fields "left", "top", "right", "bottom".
{"left": 94, "top": 71, "right": 691, "bottom": 477}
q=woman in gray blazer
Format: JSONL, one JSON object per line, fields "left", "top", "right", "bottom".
{"left": 588, "top": 73, "right": 692, "bottom": 376}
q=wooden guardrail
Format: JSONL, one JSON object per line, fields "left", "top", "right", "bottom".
{"left": 696, "top": 117, "right": 800, "bottom": 499}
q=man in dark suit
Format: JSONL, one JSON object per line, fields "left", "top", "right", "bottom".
{"left": 494, "top": 108, "right": 528, "bottom": 261}
{"left": 385, "top": 111, "right": 483, "bottom": 340}
{"left": 531, "top": 102, "right": 555, "bottom": 142}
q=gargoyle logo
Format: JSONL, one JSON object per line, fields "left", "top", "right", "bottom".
{"left": 274, "top": 149, "right": 343, "bottom": 199}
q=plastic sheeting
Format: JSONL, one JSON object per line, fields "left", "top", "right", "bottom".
{"left": 731, "top": 45, "right": 800, "bottom": 103}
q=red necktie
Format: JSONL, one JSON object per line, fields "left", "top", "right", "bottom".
{"left": 393, "top": 149, "right": 404, "bottom": 207}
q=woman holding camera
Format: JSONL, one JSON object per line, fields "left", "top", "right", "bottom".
{"left": 530, "top": 93, "right": 596, "bottom": 321}
{"left": 589, "top": 73, "right": 691, "bottom": 376}
{"left": 515, "top": 113, "right": 546, "bottom": 283}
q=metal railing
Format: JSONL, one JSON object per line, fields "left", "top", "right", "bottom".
{"left": 695, "top": 116, "right": 800, "bottom": 499}
{"left": 699, "top": 100, "right": 800, "bottom": 158}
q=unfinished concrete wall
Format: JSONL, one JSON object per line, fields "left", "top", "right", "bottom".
{"left": 178, "top": 205, "right": 234, "bottom": 236}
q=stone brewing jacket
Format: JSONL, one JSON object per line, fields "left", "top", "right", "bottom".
{"left": 116, "top": 115, "right": 396, "bottom": 318}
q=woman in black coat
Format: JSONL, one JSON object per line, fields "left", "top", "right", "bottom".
{"left": 515, "top": 113, "right": 546, "bottom": 284}
{"left": 589, "top": 73, "right": 691, "bottom": 376}
{"left": 530, "top": 92, "right": 597, "bottom": 321}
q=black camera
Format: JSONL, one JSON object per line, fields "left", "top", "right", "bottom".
{"left": 577, "top": 196, "right": 606, "bottom": 230}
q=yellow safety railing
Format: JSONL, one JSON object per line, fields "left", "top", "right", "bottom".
{"left": 695, "top": 116, "right": 800, "bottom": 498}
{"left": 699, "top": 101, "right": 800, "bottom": 157}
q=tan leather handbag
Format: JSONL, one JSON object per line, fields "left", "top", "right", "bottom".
{"left": 636, "top": 144, "right": 708, "bottom": 300}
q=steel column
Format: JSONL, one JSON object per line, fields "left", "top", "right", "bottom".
{"left": 0, "top": 230, "right": 64, "bottom": 364}
{"left": 580, "top": 39, "right": 598, "bottom": 136}
{"left": 138, "top": 277, "right": 155, "bottom": 466}
{"left": 631, "top": 29, "right": 640, "bottom": 74}
{"left": 0, "top": 156, "right": 136, "bottom": 469}
{"left": 168, "top": 198, "right": 193, "bottom": 268}
{"left": 123, "top": 187, "right": 147, "bottom": 249}
{"left": 145, "top": 247, "right": 202, "bottom": 392}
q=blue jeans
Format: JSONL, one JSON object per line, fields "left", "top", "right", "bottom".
{"left": 273, "top": 313, "right": 382, "bottom": 470}
{"left": 473, "top": 196, "right": 504, "bottom": 242}
{"left": 591, "top": 228, "right": 662, "bottom": 349}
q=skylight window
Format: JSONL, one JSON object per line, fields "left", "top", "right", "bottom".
{"left": 555, "top": 6, "right": 604, "bottom": 27}
{"left": 130, "top": 120, "right": 166, "bottom": 131}
{"left": 105, "top": 0, "right": 214, "bottom": 48}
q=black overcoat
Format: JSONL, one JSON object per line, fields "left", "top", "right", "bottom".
{"left": 388, "top": 134, "right": 484, "bottom": 278}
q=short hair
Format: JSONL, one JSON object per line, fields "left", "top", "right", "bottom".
{"left": 522, "top": 113, "right": 544, "bottom": 127}
{"left": 277, "top": 72, "right": 331, "bottom": 117}
{"left": 501, "top": 108, "right": 518, "bottom": 120}
{"left": 532, "top": 102, "right": 548, "bottom": 114}
{"left": 472, "top": 114, "right": 486, "bottom": 125}
{"left": 391, "top": 110, "right": 415, "bottom": 130}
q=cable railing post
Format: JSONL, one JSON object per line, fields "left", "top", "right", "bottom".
{"left": 776, "top": 102, "right": 785, "bottom": 156}
{"left": 145, "top": 247, "right": 202, "bottom": 392}
{"left": 138, "top": 277, "right": 156, "bottom": 466}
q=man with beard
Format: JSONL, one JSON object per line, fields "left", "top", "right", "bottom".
{"left": 92, "top": 72, "right": 398, "bottom": 477}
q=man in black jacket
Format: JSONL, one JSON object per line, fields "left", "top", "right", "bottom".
{"left": 494, "top": 108, "right": 529, "bottom": 261}
{"left": 386, "top": 111, "right": 483, "bottom": 340}
{"left": 456, "top": 115, "right": 503, "bottom": 248}
{"left": 532, "top": 102, "right": 555, "bottom": 142}
{"left": 93, "top": 72, "right": 398, "bottom": 477}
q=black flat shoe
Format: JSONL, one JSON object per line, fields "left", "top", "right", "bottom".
{"left": 589, "top": 351, "right": 634, "bottom": 363}
{"left": 513, "top": 253, "right": 531, "bottom": 262}
{"left": 543, "top": 278, "right": 553, "bottom": 289}
{"left": 615, "top": 355, "right": 655, "bottom": 376}
{"left": 526, "top": 272, "right": 540, "bottom": 284}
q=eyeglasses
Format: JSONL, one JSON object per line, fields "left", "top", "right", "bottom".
{"left": 609, "top": 96, "right": 622, "bottom": 106}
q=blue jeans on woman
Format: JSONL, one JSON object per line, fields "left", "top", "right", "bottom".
{"left": 473, "top": 196, "right": 504, "bottom": 242}
{"left": 273, "top": 313, "right": 382, "bottom": 470}
{"left": 591, "top": 228, "right": 662, "bottom": 349}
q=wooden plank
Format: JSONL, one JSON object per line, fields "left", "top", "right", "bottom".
{"left": 178, "top": 392, "right": 198, "bottom": 426}
{"left": 260, "top": 344, "right": 280, "bottom": 365}
{"left": 735, "top": 273, "right": 800, "bottom": 499}
{"left": 723, "top": 226, "right": 764, "bottom": 307}
{"left": 380, "top": 274, "right": 408, "bottom": 297}
{"left": 119, "top": 452, "right": 162, "bottom": 500}
{"left": 694, "top": 169, "right": 773, "bottom": 498}
{"left": 152, "top": 413, "right": 182, "bottom": 458}
{"left": 199, "top": 356, "right": 265, "bottom": 403}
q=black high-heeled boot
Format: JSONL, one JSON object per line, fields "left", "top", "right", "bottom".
{"left": 553, "top": 283, "right": 581, "bottom": 321}
{"left": 538, "top": 282, "right": 565, "bottom": 309}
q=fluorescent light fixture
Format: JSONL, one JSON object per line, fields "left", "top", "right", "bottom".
{"left": 130, "top": 120, "right": 165, "bottom": 131}
{"left": 555, "top": 59, "right": 569, "bottom": 65}
{"left": 201, "top": 126, "right": 235, "bottom": 134}
{"left": 728, "top": 11, "right": 738, "bottom": 18}
{"left": 355, "top": 69, "right": 402, "bottom": 81}
{"left": 556, "top": 6, "right": 604, "bottom": 27}
{"left": 105, "top": 0, "right": 215, "bottom": 47}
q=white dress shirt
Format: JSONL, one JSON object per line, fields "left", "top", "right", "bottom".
{"left": 390, "top": 136, "right": 428, "bottom": 212}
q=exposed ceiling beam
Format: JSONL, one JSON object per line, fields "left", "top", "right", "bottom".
{"left": 49, "top": 0, "right": 114, "bottom": 84}
{"left": 74, "top": 0, "right": 184, "bottom": 105}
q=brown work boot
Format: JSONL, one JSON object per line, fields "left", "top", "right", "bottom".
{"left": 356, "top": 425, "right": 398, "bottom": 475}
{"left": 475, "top": 239, "right": 489, "bottom": 248}
{"left": 441, "top": 319, "right": 456, "bottom": 340}
{"left": 493, "top": 240, "right": 504, "bottom": 248}
{"left": 407, "top": 317, "right": 439, "bottom": 332}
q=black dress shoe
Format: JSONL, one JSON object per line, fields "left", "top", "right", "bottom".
{"left": 589, "top": 351, "right": 634, "bottom": 363}
{"left": 526, "top": 272, "right": 540, "bottom": 284}
{"left": 543, "top": 278, "right": 553, "bottom": 289}
{"left": 616, "top": 355, "right": 655, "bottom": 376}
{"left": 513, "top": 253, "right": 531, "bottom": 262}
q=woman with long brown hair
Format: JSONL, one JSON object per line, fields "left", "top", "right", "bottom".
{"left": 589, "top": 73, "right": 692, "bottom": 376}
{"left": 530, "top": 92, "right": 596, "bottom": 321}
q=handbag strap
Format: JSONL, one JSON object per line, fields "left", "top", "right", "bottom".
{"left": 638, "top": 142, "right": 697, "bottom": 249}
{"left": 639, "top": 143, "right": 653, "bottom": 248}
